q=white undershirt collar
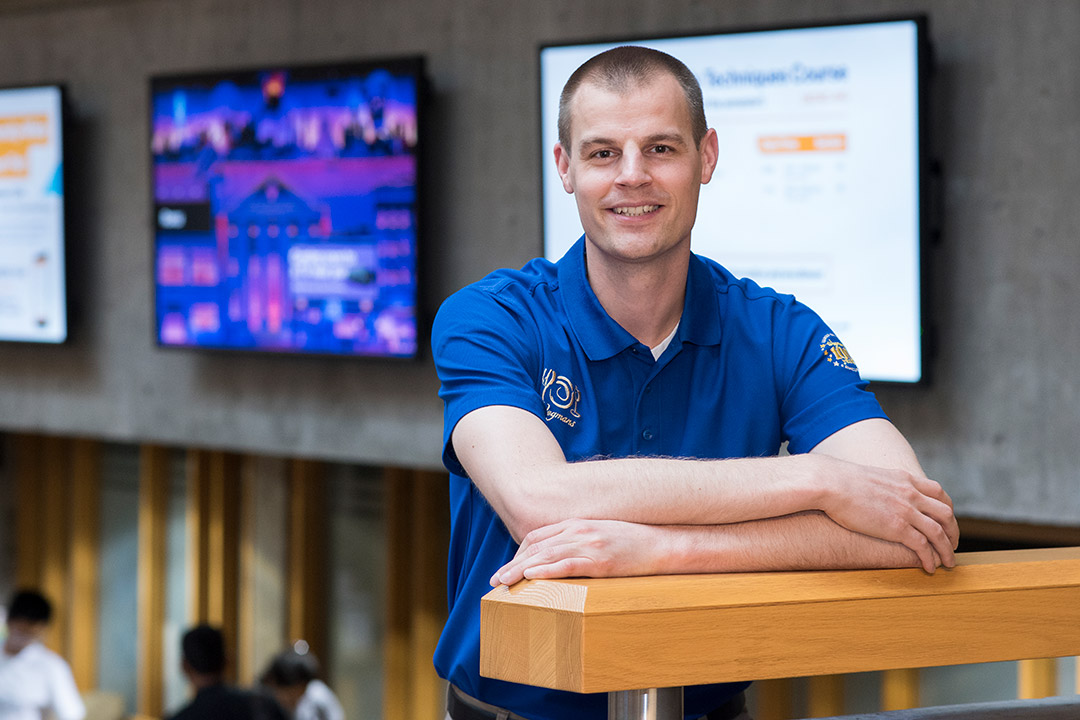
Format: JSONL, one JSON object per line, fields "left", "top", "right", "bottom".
{"left": 650, "top": 322, "right": 680, "bottom": 360}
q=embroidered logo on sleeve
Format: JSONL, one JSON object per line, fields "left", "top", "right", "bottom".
{"left": 541, "top": 368, "right": 581, "bottom": 427}
{"left": 820, "top": 333, "right": 859, "bottom": 372}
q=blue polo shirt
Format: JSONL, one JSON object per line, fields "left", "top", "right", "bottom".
{"left": 431, "top": 238, "right": 887, "bottom": 720}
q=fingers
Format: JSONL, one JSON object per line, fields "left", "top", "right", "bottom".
{"left": 513, "top": 521, "right": 571, "bottom": 557}
{"left": 916, "top": 488, "right": 959, "bottom": 561}
{"left": 897, "top": 504, "right": 956, "bottom": 573}
{"left": 489, "top": 519, "right": 655, "bottom": 586}
{"left": 490, "top": 520, "right": 586, "bottom": 586}
{"left": 489, "top": 542, "right": 585, "bottom": 586}
{"left": 490, "top": 558, "right": 526, "bottom": 587}
{"left": 900, "top": 495, "right": 956, "bottom": 570}
{"left": 491, "top": 543, "right": 547, "bottom": 586}
{"left": 524, "top": 557, "right": 592, "bottom": 581}
{"left": 912, "top": 478, "right": 960, "bottom": 549}
{"left": 828, "top": 464, "right": 958, "bottom": 573}
{"left": 900, "top": 526, "right": 937, "bottom": 574}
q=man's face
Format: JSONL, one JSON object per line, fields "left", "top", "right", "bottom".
{"left": 555, "top": 73, "right": 718, "bottom": 268}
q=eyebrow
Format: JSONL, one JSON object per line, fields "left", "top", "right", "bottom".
{"left": 577, "top": 132, "right": 691, "bottom": 154}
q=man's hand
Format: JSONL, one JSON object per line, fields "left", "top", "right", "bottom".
{"left": 490, "top": 519, "right": 667, "bottom": 587}
{"left": 815, "top": 457, "right": 959, "bottom": 574}
{"left": 809, "top": 418, "right": 960, "bottom": 574}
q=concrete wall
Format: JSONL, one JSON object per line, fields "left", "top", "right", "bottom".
{"left": 0, "top": 0, "right": 1077, "bottom": 525}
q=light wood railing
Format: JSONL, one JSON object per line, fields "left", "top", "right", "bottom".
{"left": 480, "top": 547, "right": 1080, "bottom": 718}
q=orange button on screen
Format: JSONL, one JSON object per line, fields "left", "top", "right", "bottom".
{"left": 758, "top": 133, "right": 847, "bottom": 153}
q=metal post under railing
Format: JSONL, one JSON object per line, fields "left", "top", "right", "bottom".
{"left": 608, "top": 687, "right": 683, "bottom": 720}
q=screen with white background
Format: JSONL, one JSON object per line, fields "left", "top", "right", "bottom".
{"left": 0, "top": 84, "right": 67, "bottom": 343}
{"left": 541, "top": 19, "right": 925, "bottom": 383}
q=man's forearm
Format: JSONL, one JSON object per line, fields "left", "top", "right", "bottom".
{"left": 494, "top": 511, "right": 924, "bottom": 586}
{"left": 457, "top": 407, "right": 957, "bottom": 572}
{"left": 663, "top": 511, "right": 923, "bottom": 574}
{"left": 523, "top": 453, "right": 823, "bottom": 530}
{"left": 456, "top": 406, "right": 826, "bottom": 535}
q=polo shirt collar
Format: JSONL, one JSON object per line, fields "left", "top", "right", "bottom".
{"left": 556, "top": 237, "right": 722, "bottom": 361}
{"left": 679, "top": 250, "right": 723, "bottom": 348}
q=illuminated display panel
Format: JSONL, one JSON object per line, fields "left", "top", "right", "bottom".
{"left": 541, "top": 19, "right": 928, "bottom": 383}
{"left": 0, "top": 84, "right": 67, "bottom": 344}
{"left": 151, "top": 58, "right": 424, "bottom": 358}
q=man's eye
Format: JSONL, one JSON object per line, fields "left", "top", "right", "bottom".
{"left": 593, "top": 150, "right": 613, "bottom": 159}
{"left": 651, "top": 145, "right": 672, "bottom": 154}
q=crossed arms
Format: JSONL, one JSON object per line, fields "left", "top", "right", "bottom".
{"left": 451, "top": 405, "right": 959, "bottom": 585}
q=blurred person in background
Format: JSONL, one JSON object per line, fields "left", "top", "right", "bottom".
{"left": 0, "top": 589, "right": 85, "bottom": 720}
{"left": 259, "top": 647, "right": 343, "bottom": 720}
{"left": 168, "top": 624, "right": 286, "bottom": 720}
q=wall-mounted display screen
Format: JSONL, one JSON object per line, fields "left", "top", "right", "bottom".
{"left": 541, "top": 18, "right": 928, "bottom": 383}
{"left": 0, "top": 84, "right": 67, "bottom": 344}
{"left": 151, "top": 57, "right": 423, "bottom": 358}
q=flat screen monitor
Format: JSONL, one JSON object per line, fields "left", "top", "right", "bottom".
{"left": 540, "top": 18, "right": 929, "bottom": 383}
{"left": 0, "top": 84, "right": 68, "bottom": 344}
{"left": 151, "top": 57, "right": 424, "bottom": 358}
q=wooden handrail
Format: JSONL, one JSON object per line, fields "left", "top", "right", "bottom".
{"left": 480, "top": 547, "right": 1080, "bottom": 694}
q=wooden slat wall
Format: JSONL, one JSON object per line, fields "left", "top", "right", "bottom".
{"left": 753, "top": 678, "right": 793, "bottom": 720}
{"left": 238, "top": 455, "right": 289, "bottom": 685}
{"left": 806, "top": 675, "right": 844, "bottom": 717}
{"left": 137, "top": 445, "right": 171, "bottom": 718}
{"left": 210, "top": 452, "right": 242, "bottom": 639}
{"left": 287, "top": 458, "right": 328, "bottom": 661}
{"left": 410, "top": 470, "right": 450, "bottom": 720}
{"left": 383, "top": 468, "right": 450, "bottom": 720}
{"left": 69, "top": 438, "right": 101, "bottom": 691}
{"left": 11, "top": 434, "right": 101, "bottom": 692}
{"left": 881, "top": 668, "right": 920, "bottom": 711}
{"left": 186, "top": 449, "right": 211, "bottom": 625}
{"left": 1018, "top": 658, "right": 1057, "bottom": 699}
{"left": 383, "top": 467, "right": 412, "bottom": 720}
{"left": 186, "top": 449, "right": 242, "bottom": 681}
{"left": 13, "top": 434, "right": 44, "bottom": 591}
{"left": 8, "top": 435, "right": 452, "bottom": 720}
{"left": 40, "top": 435, "right": 70, "bottom": 655}
{"left": 10, "top": 431, "right": 1073, "bottom": 720}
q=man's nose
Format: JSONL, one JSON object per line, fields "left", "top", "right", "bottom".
{"left": 615, "top": 149, "right": 650, "bottom": 186}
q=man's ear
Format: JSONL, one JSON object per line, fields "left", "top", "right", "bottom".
{"left": 699, "top": 128, "right": 719, "bottom": 185}
{"left": 554, "top": 142, "right": 574, "bottom": 194}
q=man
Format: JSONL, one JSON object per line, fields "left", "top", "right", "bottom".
{"left": 431, "top": 46, "right": 958, "bottom": 720}
{"left": 168, "top": 625, "right": 286, "bottom": 720}
{"left": 0, "top": 589, "right": 85, "bottom": 720}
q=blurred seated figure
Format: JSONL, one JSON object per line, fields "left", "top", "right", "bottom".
{"left": 260, "top": 648, "right": 344, "bottom": 720}
{"left": 168, "top": 624, "right": 286, "bottom": 720}
{"left": 0, "top": 589, "right": 85, "bottom": 720}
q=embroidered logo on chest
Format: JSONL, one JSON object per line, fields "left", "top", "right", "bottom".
{"left": 541, "top": 368, "right": 582, "bottom": 428}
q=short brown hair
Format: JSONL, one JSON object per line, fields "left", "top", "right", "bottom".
{"left": 557, "top": 46, "right": 708, "bottom": 150}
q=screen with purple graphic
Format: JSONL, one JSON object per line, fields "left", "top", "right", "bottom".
{"left": 151, "top": 58, "right": 423, "bottom": 358}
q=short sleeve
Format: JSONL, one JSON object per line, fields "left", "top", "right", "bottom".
{"left": 772, "top": 299, "right": 888, "bottom": 454}
{"left": 431, "top": 283, "right": 546, "bottom": 476}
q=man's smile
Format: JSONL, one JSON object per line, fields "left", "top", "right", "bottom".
{"left": 610, "top": 204, "right": 661, "bottom": 216}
